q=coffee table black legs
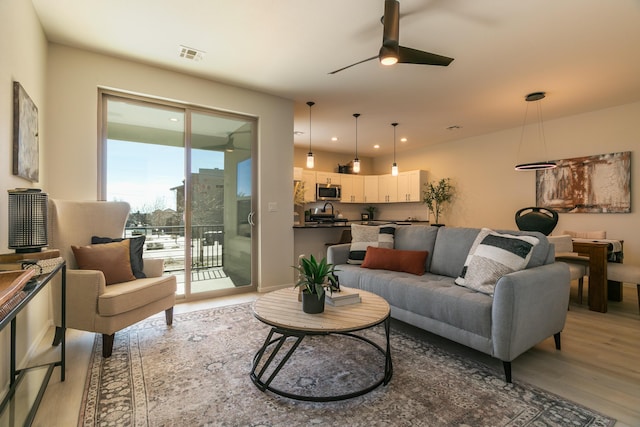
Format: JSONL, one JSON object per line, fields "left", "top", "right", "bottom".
{"left": 250, "top": 317, "right": 393, "bottom": 402}
{"left": 250, "top": 328, "right": 305, "bottom": 392}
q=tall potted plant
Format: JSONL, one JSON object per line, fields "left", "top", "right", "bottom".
{"left": 293, "top": 254, "right": 339, "bottom": 314}
{"left": 422, "top": 178, "right": 455, "bottom": 226}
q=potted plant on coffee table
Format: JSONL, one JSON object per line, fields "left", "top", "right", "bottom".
{"left": 293, "top": 254, "right": 339, "bottom": 314}
{"left": 422, "top": 178, "right": 455, "bottom": 226}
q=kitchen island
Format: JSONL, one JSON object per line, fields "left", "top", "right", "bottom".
{"left": 293, "top": 220, "right": 429, "bottom": 265}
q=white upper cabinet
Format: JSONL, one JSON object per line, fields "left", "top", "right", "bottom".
{"left": 315, "top": 172, "right": 341, "bottom": 186}
{"left": 301, "top": 170, "right": 317, "bottom": 202}
{"left": 397, "top": 170, "right": 427, "bottom": 202}
{"left": 341, "top": 174, "right": 365, "bottom": 203}
{"left": 363, "top": 175, "right": 379, "bottom": 203}
{"left": 293, "top": 167, "right": 303, "bottom": 181}
{"left": 378, "top": 174, "right": 398, "bottom": 203}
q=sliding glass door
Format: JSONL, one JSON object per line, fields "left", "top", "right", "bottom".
{"left": 100, "top": 91, "right": 256, "bottom": 299}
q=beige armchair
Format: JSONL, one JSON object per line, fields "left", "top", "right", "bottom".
{"left": 49, "top": 199, "right": 177, "bottom": 357}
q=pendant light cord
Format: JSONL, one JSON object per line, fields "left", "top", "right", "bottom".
{"left": 307, "top": 101, "right": 315, "bottom": 153}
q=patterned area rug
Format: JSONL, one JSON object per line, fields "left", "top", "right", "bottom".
{"left": 79, "top": 303, "right": 615, "bottom": 426}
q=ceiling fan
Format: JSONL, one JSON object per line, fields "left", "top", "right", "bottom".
{"left": 329, "top": 0, "right": 454, "bottom": 74}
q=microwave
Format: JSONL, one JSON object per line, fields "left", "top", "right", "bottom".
{"left": 316, "top": 184, "right": 341, "bottom": 201}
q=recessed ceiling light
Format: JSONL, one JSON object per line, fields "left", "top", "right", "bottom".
{"left": 331, "top": 137, "right": 338, "bottom": 141}
{"left": 294, "top": 131, "right": 304, "bottom": 135}
{"left": 169, "top": 118, "right": 179, "bottom": 122}
{"left": 374, "top": 144, "right": 380, "bottom": 149}
{"left": 400, "top": 137, "right": 407, "bottom": 142}
{"left": 178, "top": 45, "right": 205, "bottom": 61}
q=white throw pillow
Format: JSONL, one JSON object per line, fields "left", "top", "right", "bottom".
{"left": 347, "top": 224, "right": 395, "bottom": 264}
{"left": 455, "top": 228, "right": 539, "bottom": 296}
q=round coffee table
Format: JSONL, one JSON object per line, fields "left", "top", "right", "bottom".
{"left": 250, "top": 287, "right": 392, "bottom": 402}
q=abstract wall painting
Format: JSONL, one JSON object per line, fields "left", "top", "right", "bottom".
{"left": 13, "top": 81, "right": 39, "bottom": 182}
{"left": 536, "top": 151, "right": 631, "bottom": 213}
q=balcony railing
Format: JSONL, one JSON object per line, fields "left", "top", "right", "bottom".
{"left": 125, "top": 224, "right": 224, "bottom": 273}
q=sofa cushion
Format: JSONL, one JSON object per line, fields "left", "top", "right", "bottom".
{"left": 348, "top": 224, "right": 395, "bottom": 264}
{"left": 335, "top": 265, "right": 493, "bottom": 339}
{"left": 361, "top": 246, "right": 429, "bottom": 276}
{"left": 430, "top": 227, "right": 480, "bottom": 277}
{"left": 91, "top": 235, "right": 147, "bottom": 279}
{"left": 394, "top": 225, "right": 439, "bottom": 272}
{"left": 98, "top": 275, "right": 177, "bottom": 316}
{"left": 455, "top": 228, "right": 539, "bottom": 295}
{"left": 72, "top": 240, "right": 137, "bottom": 285}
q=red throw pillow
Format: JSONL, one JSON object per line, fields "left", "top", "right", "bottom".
{"left": 361, "top": 246, "right": 429, "bottom": 276}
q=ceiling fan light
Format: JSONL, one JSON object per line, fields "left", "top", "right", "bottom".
{"left": 379, "top": 45, "right": 398, "bottom": 66}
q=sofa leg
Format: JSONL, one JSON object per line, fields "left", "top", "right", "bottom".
{"left": 51, "top": 326, "right": 64, "bottom": 346}
{"left": 554, "top": 332, "right": 561, "bottom": 350}
{"left": 503, "top": 361, "right": 512, "bottom": 383}
{"left": 102, "top": 334, "right": 115, "bottom": 357}
{"left": 165, "top": 307, "right": 174, "bottom": 326}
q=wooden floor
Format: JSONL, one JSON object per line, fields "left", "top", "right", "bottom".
{"left": 30, "top": 282, "right": 640, "bottom": 426}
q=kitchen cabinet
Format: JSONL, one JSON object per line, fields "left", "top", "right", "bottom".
{"left": 315, "top": 172, "right": 341, "bottom": 185}
{"left": 293, "top": 167, "right": 303, "bottom": 181}
{"left": 340, "top": 174, "right": 365, "bottom": 203}
{"left": 397, "top": 170, "right": 427, "bottom": 202}
{"left": 378, "top": 174, "right": 398, "bottom": 203}
{"left": 301, "top": 170, "right": 316, "bottom": 202}
{"left": 364, "top": 175, "right": 379, "bottom": 203}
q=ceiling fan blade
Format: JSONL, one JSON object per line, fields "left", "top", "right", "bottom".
{"left": 397, "top": 45, "right": 454, "bottom": 66}
{"left": 328, "top": 55, "right": 378, "bottom": 74}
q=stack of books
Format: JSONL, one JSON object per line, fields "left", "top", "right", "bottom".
{"left": 325, "top": 287, "right": 361, "bottom": 306}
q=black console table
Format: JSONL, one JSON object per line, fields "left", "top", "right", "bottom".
{"left": 0, "top": 260, "right": 66, "bottom": 427}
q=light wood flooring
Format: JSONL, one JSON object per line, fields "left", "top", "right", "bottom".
{"left": 29, "top": 282, "right": 640, "bottom": 426}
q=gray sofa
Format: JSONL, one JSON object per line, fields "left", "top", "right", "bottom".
{"left": 327, "top": 225, "right": 570, "bottom": 383}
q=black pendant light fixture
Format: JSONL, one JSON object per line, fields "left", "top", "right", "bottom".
{"left": 352, "top": 113, "right": 361, "bottom": 174}
{"left": 306, "top": 101, "right": 315, "bottom": 168}
{"left": 514, "top": 92, "right": 557, "bottom": 171}
{"left": 391, "top": 122, "right": 399, "bottom": 176}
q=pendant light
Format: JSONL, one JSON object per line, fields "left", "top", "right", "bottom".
{"left": 352, "top": 113, "right": 361, "bottom": 174}
{"left": 391, "top": 122, "right": 399, "bottom": 176}
{"left": 306, "top": 101, "right": 315, "bottom": 169}
{"left": 514, "top": 92, "right": 556, "bottom": 171}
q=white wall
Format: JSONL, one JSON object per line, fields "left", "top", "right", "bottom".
{"left": 0, "top": 0, "right": 50, "bottom": 401}
{"left": 372, "top": 101, "right": 640, "bottom": 265}
{"left": 44, "top": 44, "right": 295, "bottom": 292}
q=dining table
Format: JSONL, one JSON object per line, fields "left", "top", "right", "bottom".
{"left": 570, "top": 239, "right": 624, "bottom": 313}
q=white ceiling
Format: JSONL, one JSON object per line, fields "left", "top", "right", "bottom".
{"left": 32, "top": 0, "right": 640, "bottom": 157}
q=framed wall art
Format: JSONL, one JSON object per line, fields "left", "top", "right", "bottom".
{"left": 536, "top": 151, "right": 631, "bottom": 213}
{"left": 13, "top": 81, "right": 39, "bottom": 182}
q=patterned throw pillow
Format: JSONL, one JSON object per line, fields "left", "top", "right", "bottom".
{"left": 455, "top": 228, "right": 539, "bottom": 295}
{"left": 347, "top": 224, "right": 395, "bottom": 264}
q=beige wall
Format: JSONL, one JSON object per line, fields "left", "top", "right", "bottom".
{"left": 0, "top": 0, "right": 50, "bottom": 399}
{"left": 44, "top": 44, "right": 295, "bottom": 292}
{"left": 372, "top": 101, "right": 640, "bottom": 265}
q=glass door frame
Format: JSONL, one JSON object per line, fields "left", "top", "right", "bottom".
{"left": 98, "top": 88, "right": 258, "bottom": 301}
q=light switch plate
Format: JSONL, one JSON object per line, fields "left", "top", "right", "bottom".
{"left": 268, "top": 202, "right": 277, "bottom": 212}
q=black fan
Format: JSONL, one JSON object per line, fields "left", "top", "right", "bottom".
{"left": 329, "top": 0, "right": 454, "bottom": 74}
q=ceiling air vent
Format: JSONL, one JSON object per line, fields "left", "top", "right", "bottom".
{"left": 178, "top": 45, "right": 205, "bottom": 61}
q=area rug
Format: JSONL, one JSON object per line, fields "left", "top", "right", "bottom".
{"left": 78, "top": 303, "right": 615, "bottom": 426}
